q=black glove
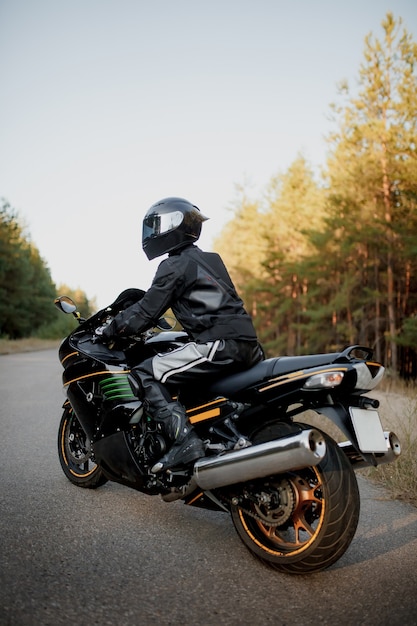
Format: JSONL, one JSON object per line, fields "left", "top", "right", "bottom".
{"left": 95, "top": 318, "right": 116, "bottom": 343}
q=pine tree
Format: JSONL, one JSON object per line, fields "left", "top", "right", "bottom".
{"left": 213, "top": 186, "right": 266, "bottom": 319}
{"left": 323, "top": 13, "right": 417, "bottom": 371}
{"left": 0, "top": 200, "right": 56, "bottom": 337}
{"left": 255, "top": 156, "right": 325, "bottom": 355}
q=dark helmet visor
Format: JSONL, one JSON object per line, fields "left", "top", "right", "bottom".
{"left": 143, "top": 210, "right": 183, "bottom": 239}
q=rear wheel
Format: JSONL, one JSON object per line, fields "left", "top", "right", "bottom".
{"left": 230, "top": 426, "right": 359, "bottom": 573}
{"left": 58, "top": 406, "right": 108, "bottom": 488}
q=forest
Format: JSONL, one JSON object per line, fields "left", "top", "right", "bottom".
{"left": 215, "top": 13, "right": 417, "bottom": 378}
{"left": 0, "top": 199, "right": 93, "bottom": 340}
{"left": 1, "top": 14, "right": 417, "bottom": 377}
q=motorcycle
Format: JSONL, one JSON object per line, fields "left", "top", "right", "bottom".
{"left": 55, "top": 288, "right": 401, "bottom": 574}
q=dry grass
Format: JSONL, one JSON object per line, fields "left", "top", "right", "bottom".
{"left": 365, "top": 386, "right": 417, "bottom": 507}
{"left": 0, "top": 338, "right": 59, "bottom": 354}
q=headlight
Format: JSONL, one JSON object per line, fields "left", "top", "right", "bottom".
{"left": 303, "top": 371, "right": 345, "bottom": 389}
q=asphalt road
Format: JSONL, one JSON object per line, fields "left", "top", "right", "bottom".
{"left": 1, "top": 349, "right": 417, "bottom": 626}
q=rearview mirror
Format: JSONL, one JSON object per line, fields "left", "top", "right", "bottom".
{"left": 54, "top": 296, "right": 77, "bottom": 315}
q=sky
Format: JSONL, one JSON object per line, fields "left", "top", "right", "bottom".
{"left": 1, "top": 0, "right": 417, "bottom": 310}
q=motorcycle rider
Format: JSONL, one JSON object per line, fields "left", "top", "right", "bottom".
{"left": 101, "top": 197, "right": 263, "bottom": 474}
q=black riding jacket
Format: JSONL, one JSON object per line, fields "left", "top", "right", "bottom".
{"left": 109, "top": 244, "right": 258, "bottom": 343}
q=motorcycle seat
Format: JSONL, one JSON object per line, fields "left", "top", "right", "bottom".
{"left": 208, "top": 352, "right": 341, "bottom": 396}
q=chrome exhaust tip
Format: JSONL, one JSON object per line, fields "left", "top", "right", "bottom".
{"left": 339, "top": 431, "right": 401, "bottom": 468}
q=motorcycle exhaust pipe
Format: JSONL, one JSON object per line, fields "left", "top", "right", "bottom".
{"left": 339, "top": 431, "right": 401, "bottom": 469}
{"left": 193, "top": 428, "right": 326, "bottom": 491}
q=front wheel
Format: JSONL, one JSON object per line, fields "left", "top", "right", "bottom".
{"left": 58, "top": 406, "right": 108, "bottom": 488}
{"left": 230, "top": 428, "right": 360, "bottom": 574}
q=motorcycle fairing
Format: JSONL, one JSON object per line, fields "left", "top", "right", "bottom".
{"left": 92, "top": 400, "right": 162, "bottom": 493}
{"left": 93, "top": 428, "right": 173, "bottom": 495}
{"left": 187, "top": 397, "right": 233, "bottom": 424}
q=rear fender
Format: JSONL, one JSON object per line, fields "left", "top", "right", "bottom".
{"left": 315, "top": 404, "right": 353, "bottom": 441}
{"left": 316, "top": 404, "right": 377, "bottom": 466}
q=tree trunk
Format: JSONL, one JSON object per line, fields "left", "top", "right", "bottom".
{"left": 381, "top": 142, "right": 397, "bottom": 373}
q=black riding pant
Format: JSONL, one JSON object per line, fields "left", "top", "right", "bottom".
{"left": 130, "top": 339, "right": 263, "bottom": 415}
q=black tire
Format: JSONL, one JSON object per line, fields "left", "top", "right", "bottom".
{"left": 58, "top": 406, "right": 108, "bottom": 488}
{"left": 230, "top": 426, "right": 360, "bottom": 574}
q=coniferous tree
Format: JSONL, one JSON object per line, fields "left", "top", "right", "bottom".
{"left": 1, "top": 200, "right": 57, "bottom": 337}
{"left": 322, "top": 12, "right": 417, "bottom": 372}
{"left": 214, "top": 158, "right": 325, "bottom": 355}
{"left": 213, "top": 186, "right": 266, "bottom": 319}
{"left": 255, "top": 156, "right": 325, "bottom": 355}
{"left": 214, "top": 13, "right": 417, "bottom": 375}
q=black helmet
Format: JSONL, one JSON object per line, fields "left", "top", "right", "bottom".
{"left": 142, "top": 197, "right": 208, "bottom": 260}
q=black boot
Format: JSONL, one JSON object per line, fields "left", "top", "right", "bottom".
{"left": 151, "top": 402, "right": 204, "bottom": 473}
